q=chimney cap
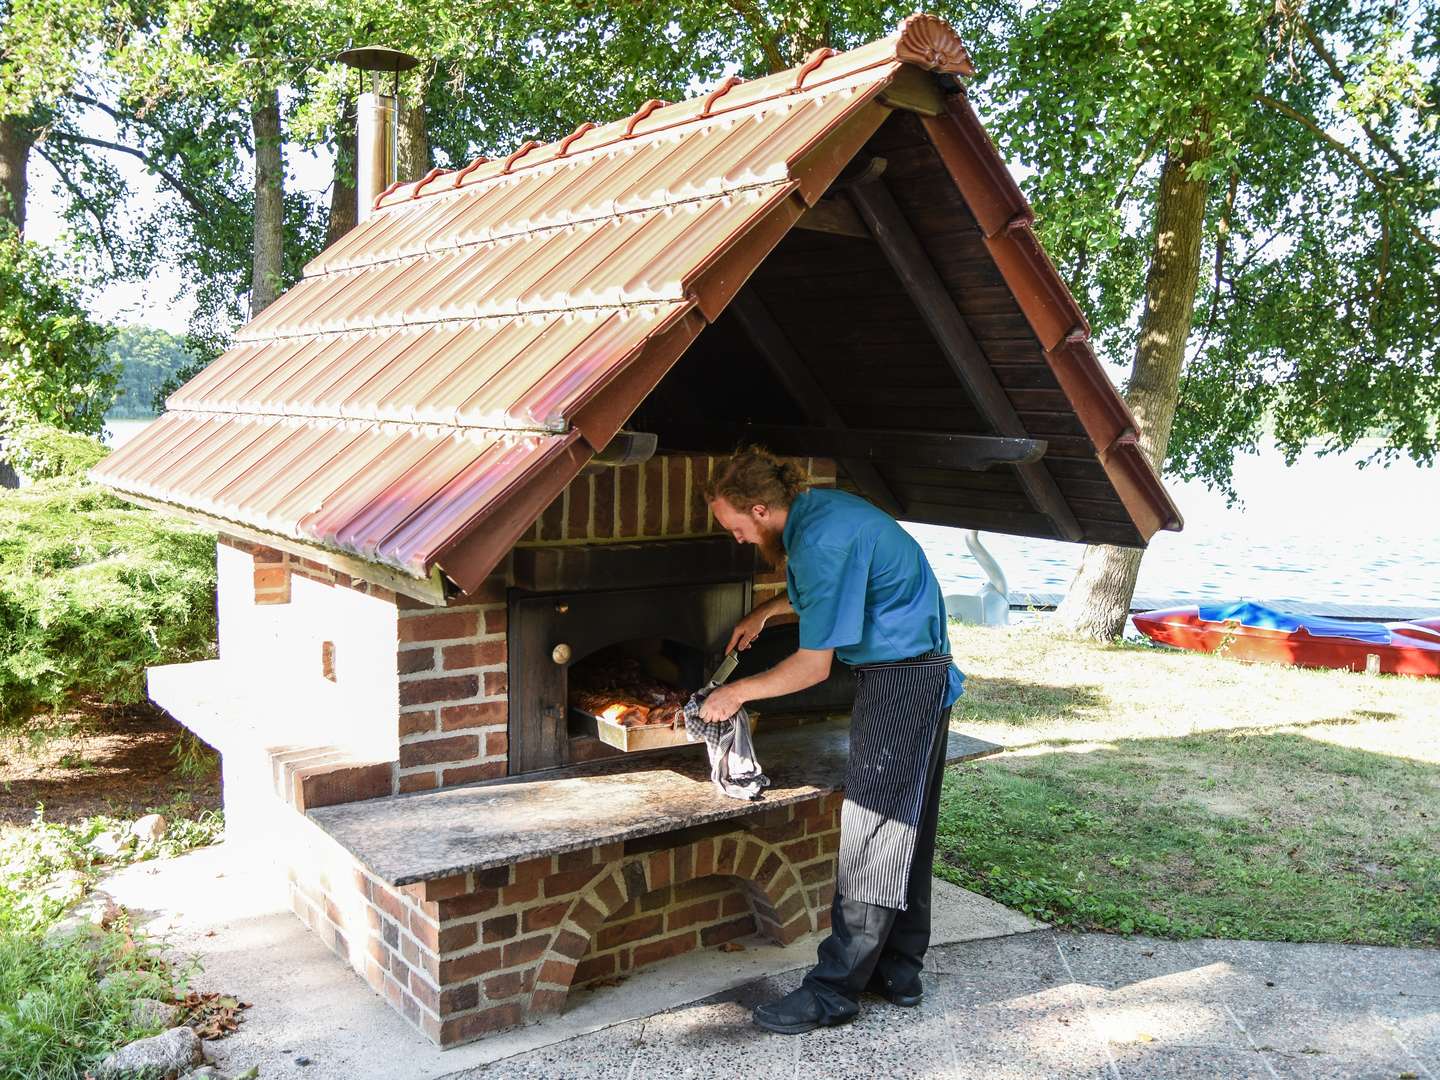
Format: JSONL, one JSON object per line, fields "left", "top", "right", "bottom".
{"left": 337, "top": 45, "right": 421, "bottom": 74}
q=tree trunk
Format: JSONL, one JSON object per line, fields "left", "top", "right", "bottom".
{"left": 325, "top": 94, "right": 357, "bottom": 247}
{"left": 1053, "top": 134, "right": 1212, "bottom": 640}
{"left": 397, "top": 84, "right": 429, "bottom": 183}
{"left": 0, "top": 116, "right": 34, "bottom": 234}
{"left": 250, "top": 89, "right": 284, "bottom": 316}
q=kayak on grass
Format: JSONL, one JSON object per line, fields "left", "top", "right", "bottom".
{"left": 1131, "top": 600, "right": 1440, "bottom": 677}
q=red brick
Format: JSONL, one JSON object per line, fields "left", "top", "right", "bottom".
{"left": 421, "top": 874, "right": 471, "bottom": 901}
{"left": 751, "top": 819, "right": 804, "bottom": 844}
{"left": 408, "top": 969, "right": 440, "bottom": 1013}
{"left": 819, "top": 831, "right": 841, "bottom": 855}
{"left": 674, "top": 844, "right": 693, "bottom": 884}
{"left": 294, "top": 761, "right": 392, "bottom": 810}
{"left": 397, "top": 648, "right": 435, "bottom": 675}
{"left": 817, "top": 905, "right": 831, "bottom": 930}
{"left": 437, "top": 947, "right": 502, "bottom": 983}
{"left": 399, "top": 709, "right": 437, "bottom": 737}
{"left": 440, "top": 701, "right": 506, "bottom": 731}
{"left": 438, "top": 982, "right": 479, "bottom": 1014}
{"left": 409, "top": 911, "right": 441, "bottom": 953}
{"left": 530, "top": 988, "right": 567, "bottom": 1015}
{"left": 545, "top": 866, "right": 600, "bottom": 896}
{"left": 482, "top": 913, "right": 517, "bottom": 943}
{"left": 574, "top": 953, "right": 616, "bottom": 985}
{"left": 476, "top": 866, "right": 511, "bottom": 889}
{"left": 666, "top": 456, "right": 687, "bottom": 534}
{"left": 400, "top": 674, "right": 479, "bottom": 708}
{"left": 799, "top": 860, "right": 833, "bottom": 885}
{"left": 556, "top": 848, "right": 597, "bottom": 872}
{"left": 484, "top": 671, "right": 508, "bottom": 697}
{"left": 552, "top": 928, "right": 588, "bottom": 959}
{"left": 618, "top": 464, "right": 639, "bottom": 536}
{"left": 646, "top": 851, "right": 672, "bottom": 890}
{"left": 438, "top": 923, "right": 477, "bottom": 952}
{"left": 693, "top": 839, "right": 716, "bottom": 878}
{"left": 632, "top": 931, "right": 696, "bottom": 968}
{"left": 537, "top": 958, "right": 576, "bottom": 986}
{"left": 398, "top": 610, "right": 479, "bottom": 643}
{"left": 688, "top": 456, "right": 710, "bottom": 532}
{"left": 485, "top": 969, "right": 524, "bottom": 1000}
{"left": 642, "top": 458, "right": 664, "bottom": 535}
{"left": 441, "top": 640, "right": 506, "bottom": 671}
{"left": 734, "top": 843, "right": 760, "bottom": 879}
{"left": 780, "top": 837, "right": 819, "bottom": 863}
{"left": 502, "top": 934, "right": 549, "bottom": 968}
{"left": 702, "top": 915, "right": 755, "bottom": 947}
{"left": 571, "top": 896, "right": 607, "bottom": 932}
{"left": 567, "top": 475, "right": 592, "bottom": 537}
{"left": 667, "top": 899, "right": 720, "bottom": 932}
{"left": 673, "top": 877, "right": 729, "bottom": 902}
{"left": 399, "top": 770, "right": 438, "bottom": 793}
{"left": 521, "top": 901, "right": 568, "bottom": 934}
{"left": 372, "top": 885, "right": 405, "bottom": 923}
{"left": 437, "top": 890, "right": 500, "bottom": 920}
{"left": 253, "top": 566, "right": 288, "bottom": 590}
{"left": 502, "top": 879, "right": 540, "bottom": 905}
{"left": 483, "top": 608, "right": 507, "bottom": 634}
{"left": 439, "top": 1002, "right": 522, "bottom": 1045}
{"left": 539, "top": 492, "right": 566, "bottom": 540}
{"left": 592, "top": 470, "right": 615, "bottom": 539}
{"left": 721, "top": 891, "right": 751, "bottom": 917}
{"left": 484, "top": 729, "right": 508, "bottom": 756}
{"left": 593, "top": 873, "right": 624, "bottom": 913}
{"left": 442, "top": 762, "right": 504, "bottom": 785}
{"left": 399, "top": 735, "right": 478, "bottom": 768}
{"left": 596, "top": 913, "right": 662, "bottom": 951}
{"left": 755, "top": 853, "right": 783, "bottom": 889}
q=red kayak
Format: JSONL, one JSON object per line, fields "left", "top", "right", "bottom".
{"left": 1132, "top": 601, "right": 1440, "bottom": 677}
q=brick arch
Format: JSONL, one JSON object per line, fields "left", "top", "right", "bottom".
{"left": 525, "top": 829, "right": 812, "bottom": 1016}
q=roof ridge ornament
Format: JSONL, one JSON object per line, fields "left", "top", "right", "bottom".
{"left": 701, "top": 76, "right": 744, "bottom": 117}
{"left": 793, "top": 48, "right": 837, "bottom": 91}
{"left": 623, "top": 99, "right": 669, "bottom": 137}
{"left": 557, "top": 122, "right": 597, "bottom": 157}
{"left": 893, "top": 13, "right": 976, "bottom": 76}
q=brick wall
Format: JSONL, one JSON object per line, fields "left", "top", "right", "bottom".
{"left": 289, "top": 792, "right": 843, "bottom": 1048}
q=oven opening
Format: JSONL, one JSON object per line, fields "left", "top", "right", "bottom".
{"left": 567, "top": 638, "right": 706, "bottom": 757}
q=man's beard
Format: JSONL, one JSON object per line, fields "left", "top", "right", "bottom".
{"left": 756, "top": 520, "right": 786, "bottom": 571}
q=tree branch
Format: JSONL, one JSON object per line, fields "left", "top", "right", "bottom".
{"left": 725, "top": 0, "right": 788, "bottom": 73}
{"left": 1112, "top": 128, "right": 1164, "bottom": 209}
{"left": 33, "top": 142, "right": 121, "bottom": 273}
{"left": 1296, "top": 18, "right": 1411, "bottom": 176}
{"left": 1253, "top": 92, "right": 1440, "bottom": 255}
{"left": 43, "top": 129, "right": 241, "bottom": 218}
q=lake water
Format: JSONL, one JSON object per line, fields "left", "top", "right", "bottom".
{"left": 104, "top": 418, "right": 1440, "bottom": 614}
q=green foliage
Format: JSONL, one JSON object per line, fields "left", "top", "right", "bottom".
{"left": 106, "top": 326, "right": 193, "bottom": 419}
{"left": 0, "top": 802, "right": 222, "bottom": 1080}
{"left": 0, "top": 478, "right": 217, "bottom": 727}
{"left": 7, "top": 424, "right": 109, "bottom": 480}
{"left": 982, "top": 0, "right": 1440, "bottom": 493}
{"left": 0, "top": 228, "right": 117, "bottom": 440}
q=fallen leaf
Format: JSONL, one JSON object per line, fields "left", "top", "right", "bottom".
{"left": 718, "top": 942, "right": 745, "bottom": 953}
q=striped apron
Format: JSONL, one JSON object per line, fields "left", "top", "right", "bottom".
{"left": 836, "top": 652, "right": 953, "bottom": 911}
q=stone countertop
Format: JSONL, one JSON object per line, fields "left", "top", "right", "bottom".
{"left": 307, "top": 718, "right": 1000, "bottom": 887}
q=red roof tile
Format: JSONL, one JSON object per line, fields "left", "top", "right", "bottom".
{"left": 93, "top": 14, "right": 1177, "bottom": 594}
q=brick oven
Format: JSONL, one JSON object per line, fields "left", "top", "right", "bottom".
{"left": 93, "top": 15, "right": 1178, "bottom": 1049}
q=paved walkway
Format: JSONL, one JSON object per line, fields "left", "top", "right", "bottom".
{"left": 454, "top": 930, "right": 1439, "bottom": 1080}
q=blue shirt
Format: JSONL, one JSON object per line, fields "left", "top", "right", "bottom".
{"left": 782, "top": 488, "right": 964, "bottom": 707}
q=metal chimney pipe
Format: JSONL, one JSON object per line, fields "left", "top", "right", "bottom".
{"left": 337, "top": 45, "right": 419, "bottom": 223}
{"left": 356, "top": 87, "right": 396, "bottom": 220}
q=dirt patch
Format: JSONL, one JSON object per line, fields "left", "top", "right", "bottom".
{"left": 0, "top": 704, "right": 219, "bottom": 830}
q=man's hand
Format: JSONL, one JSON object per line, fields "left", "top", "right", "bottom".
{"left": 726, "top": 608, "right": 769, "bottom": 653}
{"left": 699, "top": 683, "right": 747, "bottom": 723}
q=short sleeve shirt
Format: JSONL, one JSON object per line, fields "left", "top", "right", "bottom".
{"left": 783, "top": 488, "right": 964, "bottom": 706}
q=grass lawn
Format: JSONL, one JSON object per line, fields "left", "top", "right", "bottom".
{"left": 935, "top": 623, "right": 1440, "bottom": 947}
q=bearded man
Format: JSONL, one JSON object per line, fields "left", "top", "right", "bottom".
{"left": 698, "top": 447, "right": 965, "bottom": 1034}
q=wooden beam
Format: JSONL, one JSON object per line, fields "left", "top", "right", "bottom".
{"left": 878, "top": 65, "right": 947, "bottom": 117}
{"left": 665, "top": 423, "right": 1047, "bottom": 472}
{"left": 795, "top": 198, "right": 869, "bottom": 239}
{"left": 728, "top": 289, "right": 905, "bottom": 516}
{"left": 845, "top": 177, "right": 1086, "bottom": 542}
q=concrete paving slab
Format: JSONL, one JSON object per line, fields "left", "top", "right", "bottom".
{"left": 1263, "top": 1049, "right": 1433, "bottom": 1079}
{"left": 1185, "top": 938, "right": 1440, "bottom": 999}
{"left": 942, "top": 980, "right": 1118, "bottom": 1080}
{"left": 1109, "top": 1045, "right": 1277, "bottom": 1079}
{"left": 1057, "top": 932, "right": 1210, "bottom": 990}
{"left": 1228, "top": 990, "right": 1419, "bottom": 1058}
{"left": 794, "top": 977, "right": 957, "bottom": 1080}
{"left": 927, "top": 927, "right": 1071, "bottom": 982}
{"left": 1367, "top": 995, "right": 1440, "bottom": 1069}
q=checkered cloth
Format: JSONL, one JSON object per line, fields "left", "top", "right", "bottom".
{"left": 682, "top": 685, "right": 770, "bottom": 801}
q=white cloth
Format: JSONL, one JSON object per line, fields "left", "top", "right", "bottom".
{"left": 682, "top": 684, "right": 770, "bottom": 801}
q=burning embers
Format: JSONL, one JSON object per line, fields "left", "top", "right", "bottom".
{"left": 570, "top": 653, "right": 687, "bottom": 729}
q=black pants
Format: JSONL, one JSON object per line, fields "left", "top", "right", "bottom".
{"left": 801, "top": 710, "right": 949, "bottom": 1020}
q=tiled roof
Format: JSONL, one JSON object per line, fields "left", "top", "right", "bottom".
{"left": 93, "top": 14, "right": 1178, "bottom": 595}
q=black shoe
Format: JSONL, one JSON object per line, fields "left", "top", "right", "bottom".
{"left": 752, "top": 987, "right": 854, "bottom": 1035}
{"left": 865, "top": 974, "right": 923, "bottom": 1007}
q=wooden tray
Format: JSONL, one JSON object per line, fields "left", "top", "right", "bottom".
{"left": 587, "top": 709, "right": 760, "bottom": 753}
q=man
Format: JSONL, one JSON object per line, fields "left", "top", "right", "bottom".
{"left": 699, "top": 447, "right": 964, "bottom": 1035}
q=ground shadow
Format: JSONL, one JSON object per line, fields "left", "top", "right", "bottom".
{"left": 954, "top": 676, "right": 1110, "bottom": 726}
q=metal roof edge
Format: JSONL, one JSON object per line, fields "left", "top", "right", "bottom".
{"left": 109, "top": 491, "right": 450, "bottom": 605}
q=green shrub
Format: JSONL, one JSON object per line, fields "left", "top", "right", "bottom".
{"left": 0, "top": 478, "right": 217, "bottom": 727}
{"left": 7, "top": 424, "right": 110, "bottom": 481}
